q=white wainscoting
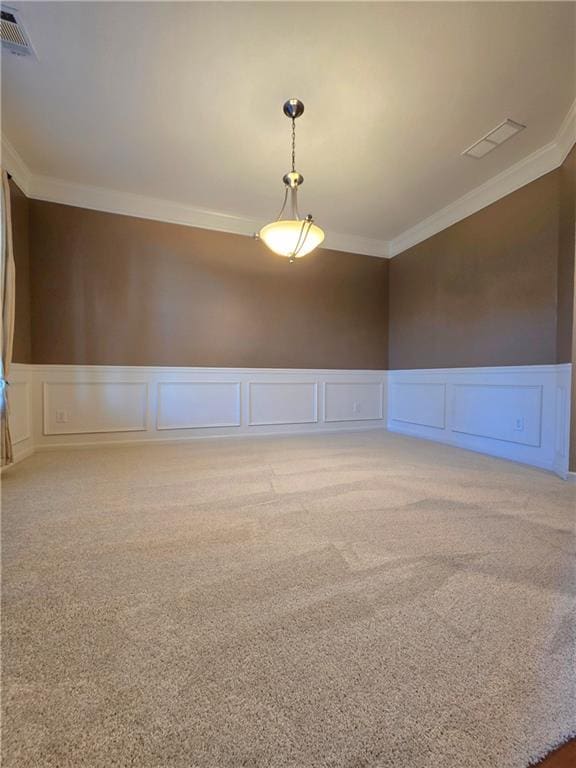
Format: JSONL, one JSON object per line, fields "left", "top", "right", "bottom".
{"left": 388, "top": 382, "right": 446, "bottom": 430}
{"left": 157, "top": 382, "right": 241, "bottom": 430}
{"left": 248, "top": 382, "right": 318, "bottom": 426}
{"left": 8, "top": 364, "right": 34, "bottom": 463}
{"left": 6, "top": 363, "right": 573, "bottom": 479}
{"left": 388, "top": 364, "right": 572, "bottom": 478}
{"left": 324, "top": 381, "right": 384, "bottom": 422}
{"left": 18, "top": 365, "right": 387, "bottom": 452}
{"left": 43, "top": 381, "right": 149, "bottom": 435}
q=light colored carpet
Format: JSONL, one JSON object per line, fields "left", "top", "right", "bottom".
{"left": 2, "top": 431, "right": 575, "bottom": 768}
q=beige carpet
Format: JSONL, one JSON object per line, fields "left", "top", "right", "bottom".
{"left": 2, "top": 431, "right": 575, "bottom": 768}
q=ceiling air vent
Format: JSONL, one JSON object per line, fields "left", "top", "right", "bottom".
{"left": 462, "top": 119, "right": 526, "bottom": 159}
{"left": 1, "top": 8, "right": 34, "bottom": 57}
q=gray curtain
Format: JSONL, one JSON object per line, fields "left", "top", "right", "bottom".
{"left": 1, "top": 170, "right": 16, "bottom": 466}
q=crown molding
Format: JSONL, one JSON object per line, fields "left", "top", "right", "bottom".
{"left": 1, "top": 136, "right": 32, "bottom": 195}
{"left": 33, "top": 174, "right": 392, "bottom": 257}
{"left": 30, "top": 173, "right": 265, "bottom": 237}
{"left": 0, "top": 135, "right": 390, "bottom": 258}
{"left": 28, "top": 169, "right": 390, "bottom": 259}
{"left": 388, "top": 99, "right": 576, "bottom": 257}
{"left": 322, "top": 232, "right": 390, "bottom": 259}
{"left": 555, "top": 98, "right": 576, "bottom": 164}
{"left": 2, "top": 99, "right": 574, "bottom": 260}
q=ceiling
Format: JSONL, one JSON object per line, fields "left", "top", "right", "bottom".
{"left": 2, "top": 1, "right": 575, "bottom": 254}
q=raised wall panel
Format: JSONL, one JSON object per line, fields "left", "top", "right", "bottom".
{"left": 324, "top": 382, "right": 383, "bottom": 422}
{"left": 452, "top": 384, "right": 542, "bottom": 447}
{"left": 157, "top": 382, "right": 240, "bottom": 430}
{"left": 43, "top": 382, "right": 148, "bottom": 435}
{"left": 17, "top": 364, "right": 569, "bottom": 479}
{"left": 30, "top": 368, "right": 387, "bottom": 450}
{"left": 389, "top": 382, "right": 446, "bottom": 429}
{"left": 9, "top": 381, "right": 30, "bottom": 444}
{"left": 387, "top": 365, "right": 569, "bottom": 477}
{"left": 248, "top": 382, "right": 317, "bottom": 426}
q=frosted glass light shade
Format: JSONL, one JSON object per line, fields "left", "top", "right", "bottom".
{"left": 259, "top": 219, "right": 325, "bottom": 258}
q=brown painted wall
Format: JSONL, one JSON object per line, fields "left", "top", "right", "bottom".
{"left": 10, "top": 179, "right": 31, "bottom": 364}
{"left": 557, "top": 146, "right": 576, "bottom": 471}
{"left": 388, "top": 169, "right": 561, "bottom": 370}
{"left": 28, "top": 201, "right": 389, "bottom": 369}
{"left": 557, "top": 145, "right": 576, "bottom": 365}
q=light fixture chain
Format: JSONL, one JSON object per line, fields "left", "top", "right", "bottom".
{"left": 258, "top": 99, "right": 324, "bottom": 260}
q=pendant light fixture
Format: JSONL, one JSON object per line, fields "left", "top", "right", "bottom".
{"left": 258, "top": 99, "right": 324, "bottom": 262}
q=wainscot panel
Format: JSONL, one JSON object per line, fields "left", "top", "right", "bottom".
{"left": 157, "top": 382, "right": 241, "bottom": 430}
{"left": 451, "top": 384, "right": 542, "bottom": 447}
{"left": 248, "top": 382, "right": 317, "bottom": 426}
{"left": 26, "top": 366, "right": 387, "bottom": 450}
{"left": 388, "top": 364, "right": 572, "bottom": 478}
{"left": 324, "top": 382, "right": 384, "bottom": 422}
{"left": 6, "top": 364, "right": 572, "bottom": 479}
{"left": 43, "top": 381, "right": 148, "bottom": 435}
{"left": 7, "top": 364, "right": 33, "bottom": 464}
{"left": 389, "top": 382, "right": 446, "bottom": 429}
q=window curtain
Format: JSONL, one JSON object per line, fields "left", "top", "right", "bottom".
{"left": 1, "top": 170, "right": 16, "bottom": 467}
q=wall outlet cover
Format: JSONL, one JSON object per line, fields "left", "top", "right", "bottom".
{"left": 55, "top": 409, "right": 68, "bottom": 424}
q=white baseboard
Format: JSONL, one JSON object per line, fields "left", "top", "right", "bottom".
{"left": 7, "top": 362, "right": 572, "bottom": 479}
{"left": 33, "top": 422, "right": 387, "bottom": 454}
{"left": 388, "top": 364, "right": 572, "bottom": 479}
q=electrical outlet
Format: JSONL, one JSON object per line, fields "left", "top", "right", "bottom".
{"left": 352, "top": 401, "right": 361, "bottom": 414}
{"left": 514, "top": 417, "right": 524, "bottom": 431}
{"left": 55, "top": 409, "right": 69, "bottom": 424}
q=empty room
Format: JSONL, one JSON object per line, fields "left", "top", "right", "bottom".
{"left": 1, "top": 2, "right": 575, "bottom": 767}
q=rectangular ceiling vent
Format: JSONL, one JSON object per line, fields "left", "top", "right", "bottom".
{"left": 1, "top": 7, "right": 34, "bottom": 57}
{"left": 462, "top": 119, "right": 526, "bottom": 159}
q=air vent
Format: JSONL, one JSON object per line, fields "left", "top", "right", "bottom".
{"left": 462, "top": 119, "right": 526, "bottom": 159}
{"left": 1, "top": 7, "right": 34, "bottom": 57}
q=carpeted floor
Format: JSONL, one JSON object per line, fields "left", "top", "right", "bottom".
{"left": 2, "top": 431, "right": 575, "bottom": 768}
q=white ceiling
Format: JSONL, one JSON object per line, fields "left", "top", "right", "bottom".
{"left": 2, "top": 1, "right": 575, "bottom": 254}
